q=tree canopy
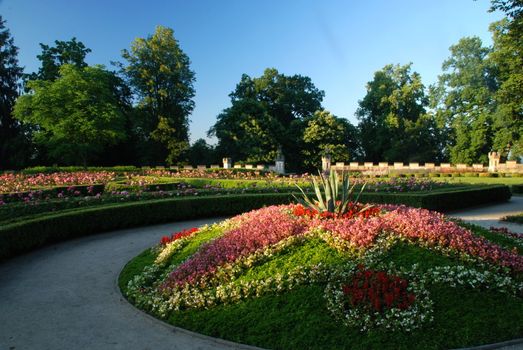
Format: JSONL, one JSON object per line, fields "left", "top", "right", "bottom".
{"left": 121, "top": 25, "right": 195, "bottom": 165}
{"left": 209, "top": 68, "right": 324, "bottom": 170}
{"left": 0, "top": 16, "right": 30, "bottom": 170}
{"left": 430, "top": 37, "right": 496, "bottom": 164}
{"left": 357, "top": 63, "right": 442, "bottom": 162}
{"left": 27, "top": 37, "right": 91, "bottom": 82}
{"left": 489, "top": 17, "right": 522, "bottom": 159}
{"left": 14, "top": 64, "right": 128, "bottom": 166}
{"left": 302, "top": 110, "right": 359, "bottom": 169}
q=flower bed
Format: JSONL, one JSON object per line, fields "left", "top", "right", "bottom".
{"left": 122, "top": 203, "right": 523, "bottom": 348}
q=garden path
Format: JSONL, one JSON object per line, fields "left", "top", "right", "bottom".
{"left": 0, "top": 217, "right": 261, "bottom": 350}
{"left": 449, "top": 194, "right": 523, "bottom": 234}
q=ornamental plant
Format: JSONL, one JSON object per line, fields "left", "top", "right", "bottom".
{"left": 160, "top": 227, "right": 199, "bottom": 245}
{"left": 294, "top": 170, "right": 372, "bottom": 217}
{"left": 342, "top": 266, "right": 416, "bottom": 313}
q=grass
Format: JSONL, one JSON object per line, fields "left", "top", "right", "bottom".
{"left": 119, "top": 220, "right": 523, "bottom": 350}
{"left": 432, "top": 176, "right": 523, "bottom": 185}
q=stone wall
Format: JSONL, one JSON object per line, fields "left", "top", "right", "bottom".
{"left": 328, "top": 161, "right": 523, "bottom": 174}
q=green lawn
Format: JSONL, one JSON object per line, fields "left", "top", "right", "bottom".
{"left": 432, "top": 176, "right": 523, "bottom": 185}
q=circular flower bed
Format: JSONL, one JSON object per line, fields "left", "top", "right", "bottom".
{"left": 122, "top": 203, "right": 523, "bottom": 349}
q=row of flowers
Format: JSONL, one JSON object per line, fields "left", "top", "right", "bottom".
{"left": 0, "top": 171, "right": 117, "bottom": 193}
{"left": 161, "top": 204, "right": 522, "bottom": 291}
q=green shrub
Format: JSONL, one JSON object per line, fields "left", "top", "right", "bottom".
{"left": 358, "top": 185, "right": 510, "bottom": 212}
{"left": 428, "top": 173, "right": 440, "bottom": 178}
{"left": 511, "top": 184, "right": 523, "bottom": 194}
{"left": 0, "top": 193, "right": 296, "bottom": 261}
{"left": 451, "top": 173, "right": 461, "bottom": 177}
{"left": 0, "top": 185, "right": 510, "bottom": 261}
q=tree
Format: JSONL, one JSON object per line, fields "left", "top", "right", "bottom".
{"left": 209, "top": 68, "right": 324, "bottom": 170}
{"left": 187, "top": 138, "right": 216, "bottom": 166}
{"left": 121, "top": 26, "right": 195, "bottom": 165}
{"left": 27, "top": 37, "right": 91, "bottom": 81}
{"left": 302, "top": 110, "right": 359, "bottom": 169}
{"left": 0, "top": 16, "right": 31, "bottom": 170}
{"left": 14, "top": 64, "right": 128, "bottom": 166}
{"left": 431, "top": 37, "right": 497, "bottom": 164}
{"left": 489, "top": 17, "right": 522, "bottom": 159}
{"left": 356, "top": 64, "right": 442, "bottom": 162}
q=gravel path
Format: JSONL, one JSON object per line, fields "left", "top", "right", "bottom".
{"left": 1, "top": 202, "right": 522, "bottom": 350}
{"left": 0, "top": 218, "right": 260, "bottom": 350}
{"left": 449, "top": 195, "right": 523, "bottom": 234}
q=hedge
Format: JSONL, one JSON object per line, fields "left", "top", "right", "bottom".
{"left": 512, "top": 184, "right": 523, "bottom": 194}
{"left": 0, "top": 185, "right": 511, "bottom": 261}
{"left": 0, "top": 194, "right": 295, "bottom": 261}
{"left": 359, "top": 185, "right": 511, "bottom": 212}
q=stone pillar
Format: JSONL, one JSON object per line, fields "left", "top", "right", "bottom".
{"left": 275, "top": 147, "right": 285, "bottom": 174}
{"left": 222, "top": 157, "right": 232, "bottom": 169}
{"left": 488, "top": 152, "right": 500, "bottom": 172}
{"left": 321, "top": 152, "right": 331, "bottom": 174}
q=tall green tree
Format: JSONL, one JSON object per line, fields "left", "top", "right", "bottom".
{"left": 187, "top": 138, "right": 217, "bottom": 166}
{"left": 0, "top": 16, "right": 30, "bottom": 170}
{"left": 430, "top": 37, "right": 497, "bottom": 164}
{"left": 209, "top": 68, "right": 324, "bottom": 170}
{"left": 121, "top": 26, "right": 195, "bottom": 165}
{"left": 302, "top": 110, "right": 359, "bottom": 169}
{"left": 488, "top": 0, "right": 522, "bottom": 158}
{"left": 27, "top": 37, "right": 91, "bottom": 81}
{"left": 357, "top": 63, "right": 442, "bottom": 162}
{"left": 14, "top": 64, "right": 128, "bottom": 166}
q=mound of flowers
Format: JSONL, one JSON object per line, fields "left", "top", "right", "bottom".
{"left": 126, "top": 203, "right": 523, "bottom": 333}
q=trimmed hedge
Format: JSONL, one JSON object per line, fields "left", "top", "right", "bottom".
{"left": 0, "top": 194, "right": 295, "bottom": 261}
{"left": 0, "top": 185, "right": 511, "bottom": 261}
{"left": 512, "top": 184, "right": 523, "bottom": 194}
{"left": 359, "top": 185, "right": 511, "bottom": 212}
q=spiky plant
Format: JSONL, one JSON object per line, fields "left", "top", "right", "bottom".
{"left": 294, "top": 170, "right": 370, "bottom": 216}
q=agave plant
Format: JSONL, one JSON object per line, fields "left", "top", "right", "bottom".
{"left": 294, "top": 170, "right": 370, "bottom": 216}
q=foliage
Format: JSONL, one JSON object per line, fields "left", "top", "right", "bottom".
{"left": 357, "top": 64, "right": 443, "bottom": 163}
{"left": 0, "top": 193, "right": 296, "bottom": 261}
{"left": 302, "top": 110, "right": 359, "bottom": 169}
{"left": 430, "top": 37, "right": 496, "bottom": 164}
{"left": 209, "top": 68, "right": 324, "bottom": 171}
{"left": 186, "top": 138, "right": 218, "bottom": 166}
{"left": 501, "top": 213, "right": 523, "bottom": 224}
{"left": 121, "top": 26, "right": 195, "bottom": 165}
{"left": 489, "top": 18, "right": 523, "bottom": 159}
{"left": 295, "top": 171, "right": 369, "bottom": 215}
{"left": 0, "top": 16, "right": 31, "bottom": 170}
{"left": 14, "top": 64, "right": 129, "bottom": 165}
{"left": 26, "top": 37, "right": 91, "bottom": 82}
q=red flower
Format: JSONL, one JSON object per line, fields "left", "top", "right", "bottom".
{"left": 341, "top": 267, "right": 416, "bottom": 314}
{"left": 160, "top": 227, "right": 199, "bottom": 245}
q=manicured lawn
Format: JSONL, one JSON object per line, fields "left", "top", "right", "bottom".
{"left": 432, "top": 176, "right": 523, "bottom": 185}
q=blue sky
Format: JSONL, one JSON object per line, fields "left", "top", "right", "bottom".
{"left": 1, "top": 0, "right": 502, "bottom": 144}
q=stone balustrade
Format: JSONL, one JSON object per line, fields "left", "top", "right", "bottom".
{"left": 329, "top": 160, "right": 522, "bottom": 174}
